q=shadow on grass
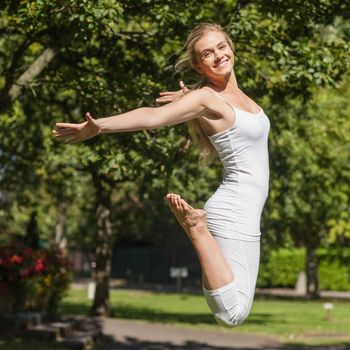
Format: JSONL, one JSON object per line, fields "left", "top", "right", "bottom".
{"left": 59, "top": 300, "right": 277, "bottom": 326}
{"left": 112, "top": 305, "right": 216, "bottom": 325}
{"left": 98, "top": 334, "right": 350, "bottom": 350}
{"left": 99, "top": 336, "right": 256, "bottom": 350}
{"left": 281, "top": 344, "right": 350, "bottom": 350}
{"left": 113, "top": 305, "right": 279, "bottom": 326}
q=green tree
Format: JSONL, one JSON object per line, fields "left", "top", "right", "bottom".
{"left": 1, "top": 0, "right": 228, "bottom": 315}
{"left": 265, "top": 80, "right": 350, "bottom": 297}
{"left": 2, "top": 1, "right": 350, "bottom": 315}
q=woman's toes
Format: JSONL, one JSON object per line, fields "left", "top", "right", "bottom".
{"left": 182, "top": 200, "right": 192, "bottom": 211}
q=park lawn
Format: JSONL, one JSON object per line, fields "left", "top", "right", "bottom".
{"left": 59, "top": 288, "right": 350, "bottom": 345}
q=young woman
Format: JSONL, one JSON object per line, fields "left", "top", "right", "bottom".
{"left": 53, "top": 23, "right": 270, "bottom": 327}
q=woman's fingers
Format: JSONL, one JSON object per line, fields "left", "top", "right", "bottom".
{"left": 54, "top": 132, "right": 74, "bottom": 139}
{"left": 158, "top": 91, "right": 175, "bottom": 96}
{"left": 156, "top": 96, "right": 174, "bottom": 103}
{"left": 156, "top": 92, "right": 175, "bottom": 103}
{"left": 156, "top": 81, "right": 189, "bottom": 104}
{"left": 180, "top": 81, "right": 190, "bottom": 95}
{"left": 53, "top": 123, "right": 79, "bottom": 141}
{"left": 53, "top": 120, "right": 87, "bottom": 137}
{"left": 53, "top": 115, "right": 98, "bottom": 144}
{"left": 55, "top": 122, "right": 81, "bottom": 129}
{"left": 53, "top": 127, "right": 77, "bottom": 137}
{"left": 53, "top": 127, "right": 76, "bottom": 134}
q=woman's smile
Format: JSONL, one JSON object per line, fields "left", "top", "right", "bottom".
{"left": 213, "top": 59, "right": 229, "bottom": 68}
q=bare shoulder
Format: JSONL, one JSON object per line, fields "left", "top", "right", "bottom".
{"left": 185, "top": 87, "right": 212, "bottom": 99}
{"left": 197, "top": 86, "right": 228, "bottom": 112}
{"left": 184, "top": 87, "right": 218, "bottom": 107}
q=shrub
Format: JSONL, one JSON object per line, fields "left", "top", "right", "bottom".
{"left": 318, "top": 249, "right": 350, "bottom": 291}
{"left": 257, "top": 247, "right": 350, "bottom": 291}
{"left": 0, "top": 241, "right": 72, "bottom": 313}
{"left": 257, "top": 248, "right": 305, "bottom": 288}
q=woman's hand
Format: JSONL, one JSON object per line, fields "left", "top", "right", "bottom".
{"left": 156, "top": 80, "right": 190, "bottom": 104}
{"left": 53, "top": 112, "right": 101, "bottom": 144}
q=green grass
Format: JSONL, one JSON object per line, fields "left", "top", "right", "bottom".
{"left": 58, "top": 288, "right": 350, "bottom": 345}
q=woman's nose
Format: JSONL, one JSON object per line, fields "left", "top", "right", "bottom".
{"left": 214, "top": 52, "right": 224, "bottom": 62}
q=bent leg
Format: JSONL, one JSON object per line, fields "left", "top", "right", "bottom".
{"left": 165, "top": 193, "right": 260, "bottom": 327}
{"left": 203, "top": 237, "right": 260, "bottom": 327}
{"left": 165, "top": 193, "right": 234, "bottom": 290}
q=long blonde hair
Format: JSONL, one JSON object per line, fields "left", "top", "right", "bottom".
{"left": 175, "top": 23, "right": 235, "bottom": 163}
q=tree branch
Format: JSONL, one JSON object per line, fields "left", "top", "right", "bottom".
{"left": 8, "top": 46, "right": 59, "bottom": 102}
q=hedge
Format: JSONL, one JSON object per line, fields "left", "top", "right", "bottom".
{"left": 257, "top": 247, "right": 350, "bottom": 291}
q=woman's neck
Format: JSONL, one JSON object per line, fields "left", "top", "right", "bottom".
{"left": 206, "top": 70, "right": 239, "bottom": 93}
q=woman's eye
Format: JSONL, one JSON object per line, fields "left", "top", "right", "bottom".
{"left": 203, "top": 52, "right": 211, "bottom": 58}
{"left": 219, "top": 45, "right": 226, "bottom": 50}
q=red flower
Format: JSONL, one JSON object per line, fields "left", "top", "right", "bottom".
{"left": 34, "top": 258, "right": 45, "bottom": 273}
{"left": 10, "top": 255, "right": 23, "bottom": 264}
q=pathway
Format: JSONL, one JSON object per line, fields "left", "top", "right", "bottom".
{"left": 99, "top": 318, "right": 350, "bottom": 350}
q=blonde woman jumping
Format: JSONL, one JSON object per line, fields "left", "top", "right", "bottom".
{"left": 54, "top": 23, "right": 270, "bottom": 327}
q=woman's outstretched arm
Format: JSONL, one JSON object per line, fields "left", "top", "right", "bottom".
{"left": 53, "top": 88, "right": 208, "bottom": 144}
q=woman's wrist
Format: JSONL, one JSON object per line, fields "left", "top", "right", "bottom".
{"left": 94, "top": 118, "right": 104, "bottom": 134}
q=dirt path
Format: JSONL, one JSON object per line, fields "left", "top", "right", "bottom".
{"left": 98, "top": 318, "right": 349, "bottom": 350}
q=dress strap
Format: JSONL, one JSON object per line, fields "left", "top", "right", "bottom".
{"left": 204, "top": 88, "right": 236, "bottom": 111}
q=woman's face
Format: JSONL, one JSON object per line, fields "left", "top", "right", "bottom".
{"left": 194, "top": 30, "right": 234, "bottom": 79}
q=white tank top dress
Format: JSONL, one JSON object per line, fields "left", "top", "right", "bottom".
{"left": 203, "top": 92, "right": 270, "bottom": 242}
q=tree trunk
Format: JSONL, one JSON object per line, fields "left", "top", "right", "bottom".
{"left": 55, "top": 201, "right": 67, "bottom": 250}
{"left": 24, "top": 210, "right": 39, "bottom": 249}
{"left": 90, "top": 175, "right": 115, "bottom": 316}
{"left": 305, "top": 241, "right": 320, "bottom": 299}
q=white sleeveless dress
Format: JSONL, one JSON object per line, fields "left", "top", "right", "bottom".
{"left": 202, "top": 92, "right": 270, "bottom": 327}
{"left": 204, "top": 94, "right": 270, "bottom": 242}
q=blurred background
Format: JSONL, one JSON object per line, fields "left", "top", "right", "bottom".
{"left": 0, "top": 1, "right": 350, "bottom": 348}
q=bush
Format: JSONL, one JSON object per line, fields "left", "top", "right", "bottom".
{"left": 0, "top": 241, "right": 72, "bottom": 313}
{"left": 257, "top": 247, "right": 350, "bottom": 291}
{"left": 257, "top": 248, "right": 305, "bottom": 288}
{"left": 318, "top": 248, "right": 350, "bottom": 291}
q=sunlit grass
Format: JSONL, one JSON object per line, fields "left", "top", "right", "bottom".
{"left": 58, "top": 288, "right": 350, "bottom": 345}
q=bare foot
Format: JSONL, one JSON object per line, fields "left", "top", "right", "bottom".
{"left": 165, "top": 193, "right": 207, "bottom": 239}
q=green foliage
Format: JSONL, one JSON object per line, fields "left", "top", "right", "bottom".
{"left": 318, "top": 248, "right": 350, "bottom": 291}
{"left": 258, "top": 247, "right": 350, "bottom": 291}
{"left": 319, "top": 260, "right": 350, "bottom": 291}
{"left": 1, "top": 0, "right": 350, "bottom": 301}
{"left": 264, "top": 78, "right": 350, "bottom": 246}
{"left": 258, "top": 248, "right": 305, "bottom": 287}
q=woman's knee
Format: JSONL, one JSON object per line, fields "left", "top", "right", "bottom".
{"left": 203, "top": 279, "right": 252, "bottom": 327}
{"left": 214, "top": 306, "right": 248, "bottom": 328}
